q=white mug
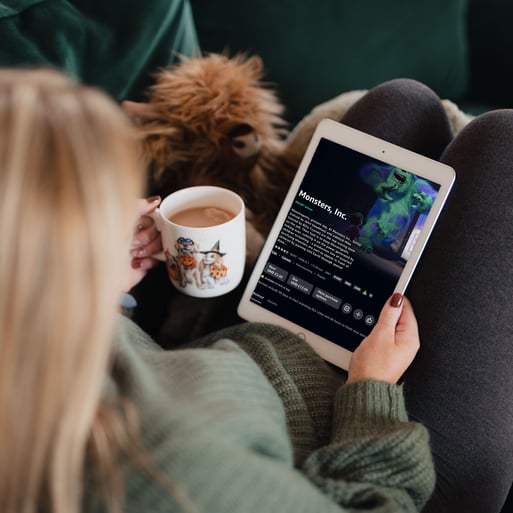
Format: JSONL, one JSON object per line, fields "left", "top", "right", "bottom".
{"left": 152, "top": 186, "right": 246, "bottom": 298}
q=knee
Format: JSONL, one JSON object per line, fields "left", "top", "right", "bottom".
{"left": 443, "top": 108, "right": 513, "bottom": 166}
{"left": 459, "top": 109, "right": 513, "bottom": 139}
{"left": 364, "top": 78, "right": 442, "bottom": 109}
{"left": 342, "top": 77, "right": 446, "bottom": 123}
{"left": 340, "top": 77, "right": 452, "bottom": 159}
{"left": 370, "top": 77, "right": 436, "bottom": 95}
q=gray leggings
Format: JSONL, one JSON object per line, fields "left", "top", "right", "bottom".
{"left": 340, "top": 79, "right": 513, "bottom": 513}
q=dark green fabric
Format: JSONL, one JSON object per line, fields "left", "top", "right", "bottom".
{"left": 0, "top": 0, "right": 44, "bottom": 17}
{"left": 0, "top": 0, "right": 199, "bottom": 100}
{"left": 191, "top": 0, "right": 469, "bottom": 124}
{"left": 466, "top": 0, "right": 513, "bottom": 109}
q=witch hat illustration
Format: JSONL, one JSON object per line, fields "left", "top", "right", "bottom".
{"left": 200, "top": 240, "right": 227, "bottom": 256}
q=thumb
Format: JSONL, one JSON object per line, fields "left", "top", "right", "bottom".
{"left": 376, "top": 292, "right": 405, "bottom": 331}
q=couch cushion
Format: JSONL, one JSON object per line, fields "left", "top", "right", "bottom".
{"left": 0, "top": 0, "right": 199, "bottom": 100}
{"left": 192, "top": 0, "right": 468, "bottom": 124}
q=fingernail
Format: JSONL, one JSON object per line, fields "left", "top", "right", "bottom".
{"left": 132, "top": 238, "right": 142, "bottom": 247}
{"left": 136, "top": 223, "right": 145, "bottom": 232}
{"left": 390, "top": 293, "right": 404, "bottom": 308}
{"left": 131, "top": 259, "right": 142, "bottom": 269}
{"left": 147, "top": 195, "right": 161, "bottom": 204}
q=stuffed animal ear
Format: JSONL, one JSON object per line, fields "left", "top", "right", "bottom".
{"left": 122, "top": 100, "right": 160, "bottom": 121}
{"left": 228, "top": 123, "right": 261, "bottom": 159}
{"left": 243, "top": 55, "right": 264, "bottom": 80}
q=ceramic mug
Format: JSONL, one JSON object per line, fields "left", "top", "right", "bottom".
{"left": 151, "top": 186, "right": 246, "bottom": 298}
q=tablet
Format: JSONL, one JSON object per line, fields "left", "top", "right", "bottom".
{"left": 237, "top": 118, "right": 455, "bottom": 370}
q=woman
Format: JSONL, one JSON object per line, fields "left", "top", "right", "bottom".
{"left": 0, "top": 69, "right": 431, "bottom": 513}
{"left": 0, "top": 68, "right": 156, "bottom": 512}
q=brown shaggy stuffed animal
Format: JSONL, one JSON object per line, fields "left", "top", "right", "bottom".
{"left": 124, "top": 53, "right": 299, "bottom": 237}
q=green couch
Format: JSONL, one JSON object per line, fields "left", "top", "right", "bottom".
{"left": 191, "top": 0, "right": 513, "bottom": 124}
{"left": 1, "top": 1, "right": 512, "bottom": 510}
{"left": 2, "top": 0, "right": 510, "bottom": 123}
{"left": 142, "top": 5, "right": 512, "bottom": 511}
{"left": 0, "top": 0, "right": 199, "bottom": 101}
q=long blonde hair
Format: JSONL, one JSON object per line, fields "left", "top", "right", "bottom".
{"left": 0, "top": 69, "right": 145, "bottom": 513}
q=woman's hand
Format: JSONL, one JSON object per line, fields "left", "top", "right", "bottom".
{"left": 124, "top": 196, "right": 162, "bottom": 291}
{"left": 346, "top": 293, "right": 420, "bottom": 384}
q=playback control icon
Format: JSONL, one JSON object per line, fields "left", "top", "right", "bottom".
{"left": 341, "top": 302, "right": 375, "bottom": 326}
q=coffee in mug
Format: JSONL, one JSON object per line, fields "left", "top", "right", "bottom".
{"left": 168, "top": 206, "right": 236, "bottom": 227}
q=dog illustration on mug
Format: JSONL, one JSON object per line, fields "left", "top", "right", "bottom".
{"left": 165, "top": 236, "right": 202, "bottom": 288}
{"left": 198, "top": 241, "right": 228, "bottom": 288}
{"left": 165, "top": 238, "right": 228, "bottom": 289}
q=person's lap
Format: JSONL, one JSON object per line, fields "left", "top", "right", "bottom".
{"left": 340, "top": 78, "right": 513, "bottom": 512}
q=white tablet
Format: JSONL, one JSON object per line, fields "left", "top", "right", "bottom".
{"left": 237, "top": 118, "right": 455, "bottom": 370}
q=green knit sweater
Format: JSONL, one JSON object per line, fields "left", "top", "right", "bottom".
{"left": 89, "top": 315, "right": 435, "bottom": 512}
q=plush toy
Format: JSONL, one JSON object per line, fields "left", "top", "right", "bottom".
{"left": 124, "top": 53, "right": 299, "bottom": 238}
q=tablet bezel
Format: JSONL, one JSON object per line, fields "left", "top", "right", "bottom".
{"left": 238, "top": 118, "right": 455, "bottom": 369}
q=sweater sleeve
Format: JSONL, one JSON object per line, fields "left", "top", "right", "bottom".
{"left": 302, "top": 381, "right": 435, "bottom": 511}
{"left": 111, "top": 317, "right": 435, "bottom": 513}
{"left": 127, "top": 383, "right": 434, "bottom": 513}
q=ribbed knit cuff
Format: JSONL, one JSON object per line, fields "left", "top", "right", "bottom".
{"left": 332, "top": 380, "right": 409, "bottom": 442}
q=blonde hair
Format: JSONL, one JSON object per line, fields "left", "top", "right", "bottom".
{"left": 0, "top": 69, "right": 145, "bottom": 513}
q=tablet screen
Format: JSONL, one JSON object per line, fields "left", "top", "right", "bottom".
{"left": 247, "top": 136, "right": 442, "bottom": 352}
